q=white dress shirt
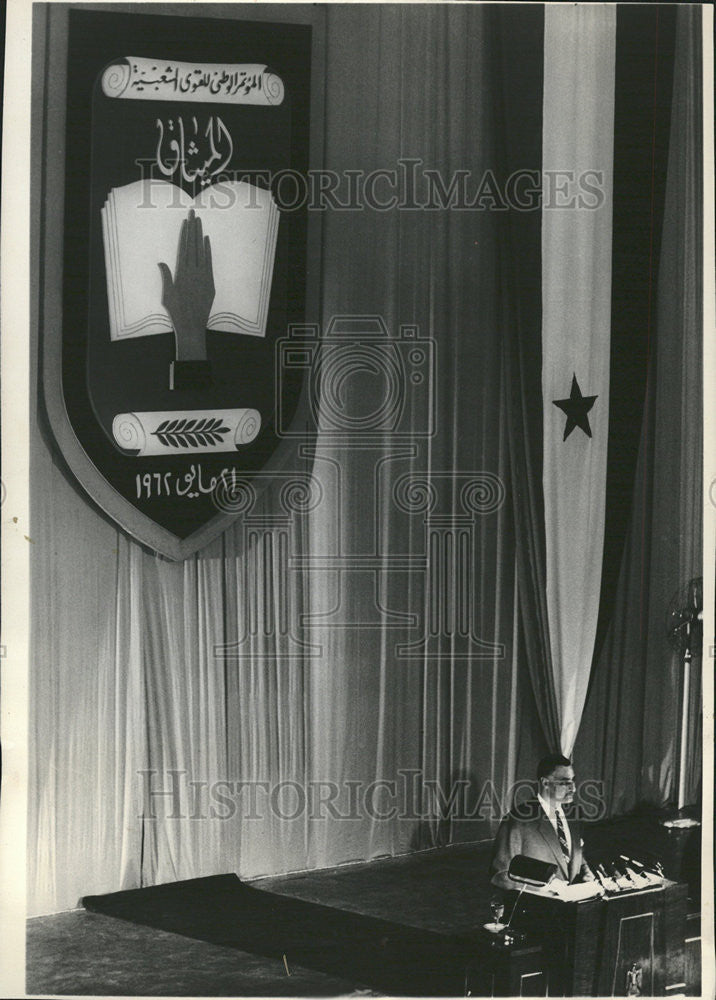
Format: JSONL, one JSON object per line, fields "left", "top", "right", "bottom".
{"left": 537, "top": 792, "right": 572, "bottom": 858}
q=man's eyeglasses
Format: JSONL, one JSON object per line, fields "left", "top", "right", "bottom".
{"left": 548, "top": 778, "right": 576, "bottom": 788}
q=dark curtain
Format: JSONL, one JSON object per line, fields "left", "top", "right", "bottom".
{"left": 492, "top": 6, "right": 561, "bottom": 754}
{"left": 574, "top": 6, "right": 703, "bottom": 813}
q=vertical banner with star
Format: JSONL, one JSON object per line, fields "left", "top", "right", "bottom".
{"left": 542, "top": 6, "right": 617, "bottom": 754}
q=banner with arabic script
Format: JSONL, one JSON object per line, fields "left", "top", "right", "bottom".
{"left": 101, "top": 57, "right": 285, "bottom": 105}
{"left": 46, "top": 8, "right": 313, "bottom": 559}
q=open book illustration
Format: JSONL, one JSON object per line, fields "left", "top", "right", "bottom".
{"left": 102, "top": 179, "right": 279, "bottom": 340}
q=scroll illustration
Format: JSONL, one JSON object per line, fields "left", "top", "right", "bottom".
{"left": 112, "top": 408, "right": 261, "bottom": 456}
{"left": 101, "top": 57, "right": 285, "bottom": 105}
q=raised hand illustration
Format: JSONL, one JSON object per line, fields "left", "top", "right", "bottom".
{"left": 159, "top": 209, "right": 215, "bottom": 372}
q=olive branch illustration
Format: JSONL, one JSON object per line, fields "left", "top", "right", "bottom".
{"left": 151, "top": 417, "right": 231, "bottom": 449}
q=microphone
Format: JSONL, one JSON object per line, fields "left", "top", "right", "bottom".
{"left": 620, "top": 856, "right": 651, "bottom": 882}
{"left": 609, "top": 861, "right": 635, "bottom": 888}
{"left": 594, "top": 868, "right": 609, "bottom": 892}
{"left": 637, "top": 850, "right": 665, "bottom": 877}
{"left": 634, "top": 857, "right": 664, "bottom": 879}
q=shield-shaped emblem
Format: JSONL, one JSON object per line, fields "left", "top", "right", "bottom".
{"left": 43, "top": 10, "right": 312, "bottom": 559}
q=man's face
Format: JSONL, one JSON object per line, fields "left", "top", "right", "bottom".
{"left": 542, "top": 764, "right": 576, "bottom": 807}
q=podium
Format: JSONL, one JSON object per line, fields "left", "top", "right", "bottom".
{"left": 463, "top": 929, "right": 546, "bottom": 997}
{"left": 509, "top": 880, "right": 688, "bottom": 996}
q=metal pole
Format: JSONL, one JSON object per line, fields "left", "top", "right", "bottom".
{"left": 677, "top": 648, "right": 691, "bottom": 812}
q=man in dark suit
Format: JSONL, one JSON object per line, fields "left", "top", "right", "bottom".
{"left": 491, "top": 754, "right": 596, "bottom": 889}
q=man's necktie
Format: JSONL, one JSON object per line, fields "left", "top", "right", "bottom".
{"left": 555, "top": 809, "right": 571, "bottom": 865}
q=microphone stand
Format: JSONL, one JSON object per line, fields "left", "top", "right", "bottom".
{"left": 505, "top": 882, "right": 528, "bottom": 929}
{"left": 678, "top": 622, "right": 692, "bottom": 811}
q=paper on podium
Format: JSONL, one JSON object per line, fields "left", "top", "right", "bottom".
{"left": 550, "top": 880, "right": 604, "bottom": 901}
{"left": 518, "top": 879, "right": 603, "bottom": 901}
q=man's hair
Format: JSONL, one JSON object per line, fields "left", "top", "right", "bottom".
{"left": 537, "top": 753, "right": 572, "bottom": 782}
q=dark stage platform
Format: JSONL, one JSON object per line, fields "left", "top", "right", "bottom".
{"left": 26, "top": 814, "right": 702, "bottom": 996}
{"left": 82, "top": 873, "right": 475, "bottom": 996}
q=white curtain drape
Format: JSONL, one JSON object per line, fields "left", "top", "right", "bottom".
{"left": 303, "top": 3, "right": 523, "bottom": 868}
{"left": 29, "top": 4, "right": 534, "bottom": 916}
{"left": 541, "top": 5, "right": 616, "bottom": 756}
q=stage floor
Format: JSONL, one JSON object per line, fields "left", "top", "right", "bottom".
{"left": 26, "top": 906, "right": 367, "bottom": 997}
{"left": 259, "top": 841, "right": 496, "bottom": 934}
{"left": 26, "top": 843, "right": 495, "bottom": 997}
{"left": 26, "top": 814, "right": 701, "bottom": 996}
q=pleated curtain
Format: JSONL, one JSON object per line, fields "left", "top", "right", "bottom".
{"left": 29, "top": 4, "right": 533, "bottom": 916}
{"left": 574, "top": 5, "right": 703, "bottom": 813}
{"left": 27, "top": 4, "right": 702, "bottom": 917}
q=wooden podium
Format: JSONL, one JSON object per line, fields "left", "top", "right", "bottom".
{"left": 463, "top": 930, "right": 546, "bottom": 997}
{"left": 508, "top": 880, "right": 688, "bottom": 996}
